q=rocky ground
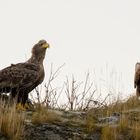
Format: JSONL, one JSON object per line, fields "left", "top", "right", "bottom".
{"left": 22, "top": 108, "right": 140, "bottom": 140}
{"left": 23, "top": 108, "right": 140, "bottom": 140}
{"left": 0, "top": 106, "right": 140, "bottom": 140}
{"left": 24, "top": 122, "right": 92, "bottom": 140}
{"left": 23, "top": 110, "right": 101, "bottom": 140}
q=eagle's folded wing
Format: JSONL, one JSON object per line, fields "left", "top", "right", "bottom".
{"left": 0, "top": 63, "right": 39, "bottom": 90}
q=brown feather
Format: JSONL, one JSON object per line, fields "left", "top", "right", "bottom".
{"left": 0, "top": 40, "right": 49, "bottom": 105}
{"left": 134, "top": 63, "right": 140, "bottom": 96}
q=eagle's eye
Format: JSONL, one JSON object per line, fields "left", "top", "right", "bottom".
{"left": 39, "top": 42, "right": 45, "bottom": 47}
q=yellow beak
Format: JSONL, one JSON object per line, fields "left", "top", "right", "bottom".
{"left": 42, "top": 43, "right": 50, "bottom": 48}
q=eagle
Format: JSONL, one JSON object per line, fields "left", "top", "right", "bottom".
{"left": 134, "top": 62, "right": 140, "bottom": 96}
{"left": 0, "top": 40, "right": 49, "bottom": 109}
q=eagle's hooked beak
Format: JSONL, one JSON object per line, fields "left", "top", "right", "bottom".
{"left": 42, "top": 42, "right": 50, "bottom": 49}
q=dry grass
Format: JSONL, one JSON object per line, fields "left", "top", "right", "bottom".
{"left": 86, "top": 111, "right": 97, "bottom": 133}
{"left": 118, "top": 116, "right": 129, "bottom": 134}
{"left": 0, "top": 94, "right": 138, "bottom": 140}
{"left": 0, "top": 101, "right": 25, "bottom": 140}
{"left": 101, "top": 126, "right": 117, "bottom": 140}
{"left": 32, "top": 105, "right": 61, "bottom": 125}
{"left": 100, "top": 119, "right": 140, "bottom": 140}
{"left": 98, "top": 95, "right": 140, "bottom": 117}
{"left": 101, "top": 117, "right": 129, "bottom": 140}
{"left": 97, "top": 95, "right": 140, "bottom": 140}
{"left": 131, "top": 123, "right": 140, "bottom": 140}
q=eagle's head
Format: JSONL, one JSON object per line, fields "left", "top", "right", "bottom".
{"left": 28, "top": 40, "right": 50, "bottom": 63}
{"left": 32, "top": 40, "right": 49, "bottom": 54}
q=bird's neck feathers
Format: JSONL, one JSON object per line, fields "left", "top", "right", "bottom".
{"left": 27, "top": 52, "right": 46, "bottom": 64}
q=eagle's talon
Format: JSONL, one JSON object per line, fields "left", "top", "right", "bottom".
{"left": 16, "top": 103, "right": 26, "bottom": 111}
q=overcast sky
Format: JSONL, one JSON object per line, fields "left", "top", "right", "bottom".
{"left": 0, "top": 0, "right": 140, "bottom": 99}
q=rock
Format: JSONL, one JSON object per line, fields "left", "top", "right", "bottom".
{"left": 23, "top": 123, "right": 88, "bottom": 140}
{"left": 86, "top": 133, "right": 101, "bottom": 140}
{"left": 98, "top": 112, "right": 120, "bottom": 125}
{"left": 0, "top": 133, "right": 8, "bottom": 140}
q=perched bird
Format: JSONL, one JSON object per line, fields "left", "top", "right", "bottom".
{"left": 0, "top": 40, "right": 49, "bottom": 109}
{"left": 134, "top": 62, "right": 140, "bottom": 96}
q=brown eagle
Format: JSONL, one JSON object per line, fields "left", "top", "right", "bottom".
{"left": 0, "top": 40, "right": 49, "bottom": 108}
{"left": 134, "top": 62, "right": 140, "bottom": 96}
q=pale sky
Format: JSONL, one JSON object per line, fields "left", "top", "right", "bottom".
{"left": 0, "top": 0, "right": 140, "bottom": 100}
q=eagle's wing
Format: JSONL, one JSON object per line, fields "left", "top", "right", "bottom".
{"left": 0, "top": 63, "right": 40, "bottom": 90}
{"left": 134, "top": 63, "right": 140, "bottom": 88}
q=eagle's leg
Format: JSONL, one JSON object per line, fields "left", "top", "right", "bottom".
{"left": 16, "top": 93, "right": 31, "bottom": 110}
{"left": 23, "top": 94, "right": 34, "bottom": 110}
{"left": 11, "top": 88, "right": 20, "bottom": 104}
{"left": 22, "top": 93, "right": 30, "bottom": 109}
{"left": 15, "top": 92, "right": 27, "bottom": 111}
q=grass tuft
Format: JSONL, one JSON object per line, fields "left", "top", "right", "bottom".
{"left": 32, "top": 105, "right": 61, "bottom": 125}
{"left": 0, "top": 101, "right": 25, "bottom": 140}
{"left": 86, "top": 111, "right": 97, "bottom": 133}
{"left": 101, "top": 126, "right": 117, "bottom": 140}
